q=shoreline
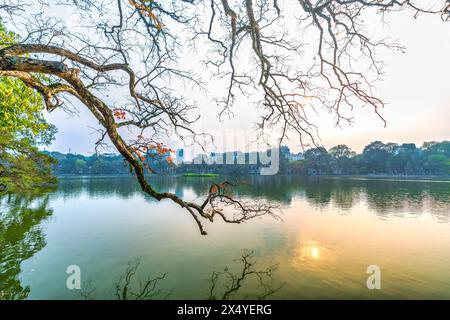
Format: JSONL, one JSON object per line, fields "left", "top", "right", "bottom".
{"left": 54, "top": 173, "right": 450, "bottom": 181}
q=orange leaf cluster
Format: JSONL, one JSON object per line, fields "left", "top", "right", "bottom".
{"left": 131, "top": 139, "right": 174, "bottom": 166}
{"left": 128, "top": 0, "right": 164, "bottom": 29}
{"left": 113, "top": 109, "right": 127, "bottom": 120}
{"left": 147, "top": 142, "right": 173, "bottom": 156}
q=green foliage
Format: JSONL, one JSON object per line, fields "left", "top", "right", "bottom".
{"left": 182, "top": 173, "right": 219, "bottom": 177}
{"left": 0, "top": 21, "right": 57, "bottom": 193}
{"left": 304, "top": 147, "right": 333, "bottom": 175}
{"left": 0, "top": 131, "right": 57, "bottom": 193}
{"left": 329, "top": 145, "right": 358, "bottom": 174}
{"left": 0, "top": 77, "right": 51, "bottom": 137}
{"left": 47, "top": 152, "right": 130, "bottom": 175}
{"left": 300, "top": 141, "right": 449, "bottom": 176}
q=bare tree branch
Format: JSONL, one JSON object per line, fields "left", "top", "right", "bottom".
{"left": 0, "top": 0, "right": 447, "bottom": 233}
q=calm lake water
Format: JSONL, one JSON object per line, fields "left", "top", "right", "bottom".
{"left": 1, "top": 176, "right": 450, "bottom": 299}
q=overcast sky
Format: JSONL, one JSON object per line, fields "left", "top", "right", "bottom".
{"left": 42, "top": 3, "right": 450, "bottom": 155}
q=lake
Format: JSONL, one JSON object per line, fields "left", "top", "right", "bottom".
{"left": 1, "top": 176, "right": 450, "bottom": 299}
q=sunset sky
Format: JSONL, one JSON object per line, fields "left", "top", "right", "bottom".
{"left": 44, "top": 5, "right": 450, "bottom": 155}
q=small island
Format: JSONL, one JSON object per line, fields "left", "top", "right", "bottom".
{"left": 182, "top": 173, "right": 219, "bottom": 178}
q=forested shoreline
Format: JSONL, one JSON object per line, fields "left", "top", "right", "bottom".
{"left": 45, "top": 140, "right": 450, "bottom": 177}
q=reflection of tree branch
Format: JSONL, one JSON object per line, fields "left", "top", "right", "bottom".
{"left": 80, "top": 258, "right": 170, "bottom": 300}
{"left": 207, "top": 250, "right": 284, "bottom": 300}
{"left": 79, "top": 251, "right": 283, "bottom": 300}
{"left": 80, "top": 280, "right": 96, "bottom": 300}
{"left": 114, "top": 258, "right": 169, "bottom": 300}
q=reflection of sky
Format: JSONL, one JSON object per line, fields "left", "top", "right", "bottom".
{"left": 14, "top": 177, "right": 450, "bottom": 299}
{"left": 15, "top": 176, "right": 450, "bottom": 299}
{"left": 281, "top": 197, "right": 450, "bottom": 298}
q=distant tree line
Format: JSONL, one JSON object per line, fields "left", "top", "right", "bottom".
{"left": 46, "top": 140, "right": 450, "bottom": 177}
{"left": 45, "top": 152, "right": 130, "bottom": 175}
{"left": 289, "top": 141, "right": 449, "bottom": 176}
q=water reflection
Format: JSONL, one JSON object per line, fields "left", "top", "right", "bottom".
{"left": 55, "top": 176, "right": 450, "bottom": 222}
{"left": 296, "top": 240, "right": 324, "bottom": 261}
{"left": 289, "top": 238, "right": 338, "bottom": 275}
{"left": 0, "top": 194, "right": 53, "bottom": 300}
{"left": 80, "top": 250, "right": 283, "bottom": 300}
{"left": 1, "top": 176, "right": 449, "bottom": 300}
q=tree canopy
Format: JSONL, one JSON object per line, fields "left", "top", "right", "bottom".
{"left": 0, "top": 21, "right": 57, "bottom": 192}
